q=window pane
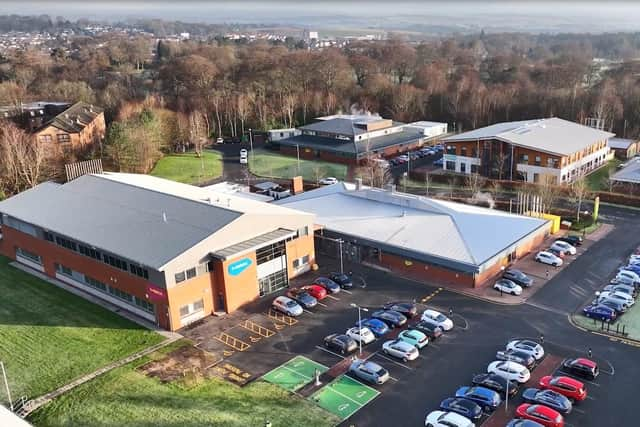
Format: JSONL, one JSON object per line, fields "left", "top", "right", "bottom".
{"left": 175, "top": 272, "right": 186, "bottom": 283}
{"left": 186, "top": 268, "right": 196, "bottom": 279}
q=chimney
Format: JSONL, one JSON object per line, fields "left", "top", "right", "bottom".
{"left": 355, "top": 177, "right": 363, "bottom": 190}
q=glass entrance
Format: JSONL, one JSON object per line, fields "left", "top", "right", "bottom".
{"left": 259, "top": 269, "right": 288, "bottom": 296}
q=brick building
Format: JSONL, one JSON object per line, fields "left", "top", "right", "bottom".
{"left": 440, "top": 118, "right": 614, "bottom": 184}
{"left": 608, "top": 137, "right": 639, "bottom": 160}
{"left": 0, "top": 173, "right": 315, "bottom": 331}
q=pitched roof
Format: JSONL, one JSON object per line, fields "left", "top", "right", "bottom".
{"left": 40, "top": 101, "right": 104, "bottom": 133}
{"left": 442, "top": 118, "right": 614, "bottom": 156}
{"left": 611, "top": 157, "right": 640, "bottom": 184}
{"left": 299, "top": 118, "right": 367, "bottom": 136}
{"left": 608, "top": 138, "right": 636, "bottom": 150}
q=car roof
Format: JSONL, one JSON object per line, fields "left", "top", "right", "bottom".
{"left": 551, "top": 376, "right": 582, "bottom": 387}
{"left": 574, "top": 358, "right": 597, "bottom": 368}
{"left": 441, "top": 411, "right": 472, "bottom": 423}
{"left": 530, "top": 404, "right": 559, "bottom": 416}
{"left": 275, "top": 296, "right": 292, "bottom": 303}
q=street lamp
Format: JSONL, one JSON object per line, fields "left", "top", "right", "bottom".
{"left": 338, "top": 239, "right": 344, "bottom": 275}
{"left": 350, "top": 303, "right": 369, "bottom": 357}
{"left": 249, "top": 128, "right": 254, "bottom": 163}
{"left": 1, "top": 361, "right": 13, "bottom": 411}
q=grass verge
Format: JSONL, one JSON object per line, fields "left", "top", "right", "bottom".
{"left": 586, "top": 159, "right": 621, "bottom": 191}
{"left": 249, "top": 148, "right": 348, "bottom": 182}
{"left": 150, "top": 150, "right": 223, "bottom": 184}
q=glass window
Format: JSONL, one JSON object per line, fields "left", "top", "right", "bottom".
{"left": 16, "top": 247, "right": 42, "bottom": 264}
{"left": 186, "top": 267, "right": 196, "bottom": 279}
{"left": 445, "top": 161, "right": 455, "bottom": 171}
{"left": 56, "top": 134, "right": 71, "bottom": 143}
{"left": 175, "top": 272, "right": 186, "bottom": 283}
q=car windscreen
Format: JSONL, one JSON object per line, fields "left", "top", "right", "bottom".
{"left": 435, "top": 314, "right": 446, "bottom": 322}
{"left": 285, "top": 301, "right": 297, "bottom": 307}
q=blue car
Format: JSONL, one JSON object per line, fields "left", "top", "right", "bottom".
{"left": 455, "top": 386, "right": 501, "bottom": 412}
{"left": 439, "top": 397, "right": 482, "bottom": 420}
{"left": 356, "top": 318, "right": 389, "bottom": 337}
{"left": 522, "top": 388, "right": 572, "bottom": 414}
{"left": 582, "top": 304, "right": 617, "bottom": 321}
{"left": 620, "top": 264, "right": 640, "bottom": 275}
{"left": 434, "top": 158, "right": 444, "bottom": 166}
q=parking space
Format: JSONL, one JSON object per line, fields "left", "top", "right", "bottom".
{"left": 310, "top": 375, "right": 380, "bottom": 420}
{"left": 263, "top": 355, "right": 328, "bottom": 392}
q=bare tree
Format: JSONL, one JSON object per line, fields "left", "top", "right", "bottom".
{"left": 465, "top": 173, "right": 486, "bottom": 198}
{"left": 570, "top": 175, "right": 590, "bottom": 222}
{"left": 189, "top": 110, "right": 208, "bottom": 156}
{"left": 0, "top": 121, "right": 50, "bottom": 195}
{"left": 535, "top": 174, "right": 561, "bottom": 214}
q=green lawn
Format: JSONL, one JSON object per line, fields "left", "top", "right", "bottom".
{"left": 249, "top": 149, "right": 348, "bottom": 182}
{"left": 30, "top": 342, "right": 338, "bottom": 427}
{"left": 586, "top": 159, "right": 621, "bottom": 191}
{"left": 150, "top": 150, "right": 223, "bottom": 184}
{"left": 0, "top": 256, "right": 163, "bottom": 403}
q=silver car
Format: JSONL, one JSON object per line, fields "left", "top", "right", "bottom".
{"left": 382, "top": 339, "right": 419, "bottom": 362}
{"left": 271, "top": 296, "right": 303, "bottom": 317}
{"left": 506, "top": 339, "right": 545, "bottom": 360}
{"left": 348, "top": 360, "right": 390, "bottom": 385}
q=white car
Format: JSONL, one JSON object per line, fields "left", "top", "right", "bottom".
{"left": 628, "top": 255, "right": 640, "bottom": 265}
{"left": 421, "top": 309, "right": 454, "bottom": 331}
{"left": 597, "top": 291, "right": 634, "bottom": 307}
{"left": 506, "top": 339, "right": 545, "bottom": 360}
{"left": 487, "top": 360, "right": 531, "bottom": 383}
{"left": 319, "top": 177, "right": 338, "bottom": 185}
{"left": 493, "top": 279, "right": 523, "bottom": 296}
{"left": 425, "top": 410, "right": 475, "bottom": 427}
{"left": 216, "top": 137, "right": 224, "bottom": 144}
{"left": 239, "top": 149, "right": 248, "bottom": 164}
{"left": 550, "top": 240, "right": 576, "bottom": 255}
{"left": 345, "top": 326, "right": 375, "bottom": 345}
{"left": 617, "top": 270, "right": 640, "bottom": 284}
{"left": 397, "top": 154, "right": 410, "bottom": 162}
{"left": 382, "top": 339, "right": 419, "bottom": 362}
{"left": 271, "top": 296, "right": 303, "bottom": 317}
{"left": 535, "top": 251, "right": 563, "bottom": 267}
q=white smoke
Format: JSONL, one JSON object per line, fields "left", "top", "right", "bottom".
{"left": 471, "top": 191, "right": 496, "bottom": 209}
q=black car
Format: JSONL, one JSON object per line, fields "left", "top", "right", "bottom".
{"left": 323, "top": 334, "right": 357, "bottom": 354}
{"left": 495, "top": 349, "right": 536, "bottom": 368}
{"left": 557, "top": 235, "right": 583, "bottom": 247}
{"left": 503, "top": 269, "right": 533, "bottom": 287}
{"left": 522, "top": 388, "right": 572, "bottom": 414}
{"left": 410, "top": 320, "right": 443, "bottom": 340}
{"left": 562, "top": 358, "right": 599, "bottom": 380}
{"left": 382, "top": 301, "right": 418, "bottom": 318}
{"left": 439, "top": 397, "right": 482, "bottom": 420}
{"left": 313, "top": 277, "right": 341, "bottom": 294}
{"left": 471, "top": 373, "right": 518, "bottom": 396}
{"left": 370, "top": 310, "right": 407, "bottom": 328}
{"left": 329, "top": 272, "right": 353, "bottom": 289}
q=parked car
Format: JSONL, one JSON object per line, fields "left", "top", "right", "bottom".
{"left": 425, "top": 410, "right": 475, "bottom": 427}
{"left": 215, "top": 137, "right": 224, "bottom": 144}
{"left": 421, "top": 309, "right": 454, "bottom": 331}
{"left": 539, "top": 376, "right": 587, "bottom": 401}
{"left": 323, "top": 333, "right": 357, "bottom": 354}
{"left": 371, "top": 310, "right": 407, "bottom": 328}
{"left": 619, "top": 264, "right": 640, "bottom": 277}
{"left": 495, "top": 349, "right": 535, "bottom": 368}
{"left": 506, "top": 340, "right": 545, "bottom": 360}
{"left": 411, "top": 320, "right": 444, "bottom": 340}
{"left": 603, "top": 283, "right": 637, "bottom": 297}
{"left": 522, "top": 388, "right": 572, "bottom": 414}
{"left": 329, "top": 272, "right": 353, "bottom": 289}
{"left": 389, "top": 158, "right": 400, "bottom": 166}
{"left": 487, "top": 361, "right": 530, "bottom": 383}
{"left": 595, "top": 298, "right": 627, "bottom": 314}
{"left": 272, "top": 296, "right": 303, "bottom": 317}
{"left": 348, "top": 359, "right": 389, "bottom": 385}
{"left": 240, "top": 148, "right": 248, "bottom": 157}
{"left": 345, "top": 326, "right": 375, "bottom": 345}
{"left": 434, "top": 158, "right": 444, "bottom": 167}
{"left": 597, "top": 290, "right": 634, "bottom": 307}
{"left": 301, "top": 284, "right": 327, "bottom": 301}
{"left": 556, "top": 235, "right": 582, "bottom": 247}
{"left": 535, "top": 251, "right": 563, "bottom": 267}
{"left": 397, "top": 154, "right": 410, "bottom": 162}
{"left": 313, "top": 277, "right": 341, "bottom": 294}
{"left": 506, "top": 420, "right": 545, "bottom": 427}
{"left": 503, "top": 269, "right": 534, "bottom": 287}
{"left": 454, "top": 386, "right": 501, "bottom": 412}
{"left": 515, "top": 404, "right": 563, "bottom": 427}
{"left": 382, "top": 301, "right": 418, "bottom": 318}
{"left": 382, "top": 339, "right": 419, "bottom": 362}
{"left": 319, "top": 177, "right": 338, "bottom": 185}
{"left": 550, "top": 240, "right": 576, "bottom": 255}
{"left": 398, "top": 329, "right": 429, "bottom": 349}
{"left": 471, "top": 373, "right": 518, "bottom": 397}
{"left": 439, "top": 397, "right": 482, "bottom": 421}
{"left": 582, "top": 304, "right": 617, "bottom": 321}
{"left": 285, "top": 288, "right": 317, "bottom": 309}
{"left": 494, "top": 278, "right": 523, "bottom": 296}
{"left": 616, "top": 269, "right": 640, "bottom": 285}
{"left": 561, "top": 358, "right": 599, "bottom": 380}
{"left": 356, "top": 318, "right": 390, "bottom": 337}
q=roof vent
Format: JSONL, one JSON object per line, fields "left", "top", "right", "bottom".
{"left": 162, "top": 212, "right": 167, "bottom": 223}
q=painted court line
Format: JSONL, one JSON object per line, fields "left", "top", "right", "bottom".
{"left": 280, "top": 364, "right": 312, "bottom": 381}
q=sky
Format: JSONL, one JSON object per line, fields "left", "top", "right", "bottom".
{"left": 3, "top": 1, "right": 640, "bottom": 33}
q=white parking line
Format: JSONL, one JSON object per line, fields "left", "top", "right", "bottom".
{"left": 342, "top": 289, "right": 353, "bottom": 295}
{"left": 317, "top": 301, "right": 328, "bottom": 307}
{"left": 388, "top": 376, "right": 399, "bottom": 382}
{"left": 303, "top": 309, "right": 315, "bottom": 314}
{"left": 573, "top": 408, "right": 586, "bottom": 414}
{"left": 373, "top": 352, "right": 414, "bottom": 370}
{"left": 315, "top": 345, "right": 347, "bottom": 359}
{"left": 327, "top": 295, "right": 340, "bottom": 301}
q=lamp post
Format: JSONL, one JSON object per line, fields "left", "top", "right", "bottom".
{"left": 296, "top": 144, "right": 301, "bottom": 175}
{"left": 338, "top": 239, "right": 344, "bottom": 274}
{"left": 249, "top": 128, "right": 254, "bottom": 163}
{"left": 350, "top": 303, "right": 369, "bottom": 357}
{"left": 1, "top": 361, "right": 13, "bottom": 411}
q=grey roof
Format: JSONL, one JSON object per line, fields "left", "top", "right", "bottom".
{"left": 611, "top": 158, "right": 640, "bottom": 184}
{"left": 299, "top": 118, "right": 367, "bottom": 136}
{"left": 39, "top": 101, "right": 104, "bottom": 133}
{"left": 212, "top": 228, "right": 296, "bottom": 260}
{"left": 0, "top": 174, "right": 242, "bottom": 269}
{"left": 442, "top": 118, "right": 615, "bottom": 156}
{"left": 276, "top": 183, "right": 548, "bottom": 271}
{"left": 608, "top": 138, "right": 636, "bottom": 150}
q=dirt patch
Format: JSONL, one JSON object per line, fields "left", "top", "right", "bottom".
{"left": 137, "top": 345, "right": 222, "bottom": 383}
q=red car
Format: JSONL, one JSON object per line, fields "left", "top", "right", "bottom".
{"left": 301, "top": 284, "right": 327, "bottom": 301}
{"left": 516, "top": 404, "right": 564, "bottom": 427}
{"left": 539, "top": 375, "right": 587, "bottom": 401}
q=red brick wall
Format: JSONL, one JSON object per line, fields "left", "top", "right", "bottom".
{"left": 378, "top": 252, "right": 475, "bottom": 288}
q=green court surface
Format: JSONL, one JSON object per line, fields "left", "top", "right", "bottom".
{"left": 262, "top": 356, "right": 328, "bottom": 392}
{"left": 310, "top": 375, "right": 380, "bottom": 420}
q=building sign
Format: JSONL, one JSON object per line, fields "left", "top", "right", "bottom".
{"left": 228, "top": 258, "right": 252, "bottom": 276}
{"left": 146, "top": 285, "right": 166, "bottom": 301}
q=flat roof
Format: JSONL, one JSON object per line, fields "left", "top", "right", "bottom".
{"left": 442, "top": 118, "right": 614, "bottom": 156}
{"left": 608, "top": 138, "right": 636, "bottom": 150}
{"left": 611, "top": 158, "right": 640, "bottom": 184}
{"left": 279, "top": 130, "right": 423, "bottom": 156}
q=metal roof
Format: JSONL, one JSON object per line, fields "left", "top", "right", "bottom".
{"left": 211, "top": 228, "right": 296, "bottom": 260}
{"left": 611, "top": 158, "right": 640, "bottom": 184}
{"left": 278, "top": 130, "right": 423, "bottom": 156}
{"left": 442, "top": 118, "right": 615, "bottom": 156}
{"left": 299, "top": 118, "right": 368, "bottom": 136}
{"left": 608, "top": 138, "right": 636, "bottom": 150}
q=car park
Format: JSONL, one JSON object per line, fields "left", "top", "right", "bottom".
{"left": 272, "top": 296, "right": 303, "bottom": 317}
{"left": 313, "top": 277, "right": 341, "bottom": 294}
{"left": 546, "top": 247, "right": 566, "bottom": 258}
{"left": 495, "top": 349, "right": 535, "bottom": 368}
{"left": 346, "top": 326, "right": 376, "bottom": 345}
{"left": 319, "top": 177, "right": 338, "bottom": 185}
{"left": 433, "top": 158, "right": 444, "bottom": 167}
{"left": 301, "top": 284, "right": 327, "bottom": 301}
{"left": 348, "top": 359, "right": 390, "bottom": 385}
{"left": 439, "top": 397, "right": 482, "bottom": 421}
{"left": 515, "top": 404, "right": 564, "bottom": 427}
{"left": 494, "top": 278, "right": 523, "bottom": 295}
{"left": 521, "top": 388, "right": 572, "bottom": 414}
{"left": 503, "top": 269, "right": 534, "bottom": 287}
{"left": 550, "top": 240, "right": 577, "bottom": 255}
{"left": 506, "top": 420, "right": 545, "bottom": 427}
{"left": 616, "top": 269, "right": 640, "bottom": 285}
{"left": 285, "top": 288, "right": 318, "bottom": 309}
{"left": 535, "top": 251, "right": 563, "bottom": 267}
{"left": 506, "top": 340, "right": 545, "bottom": 360}
{"left": 582, "top": 303, "right": 617, "bottom": 321}
{"left": 487, "top": 360, "right": 531, "bottom": 383}
{"left": 538, "top": 376, "right": 587, "bottom": 401}
{"left": 603, "top": 283, "right": 636, "bottom": 297}
{"left": 597, "top": 290, "right": 634, "bottom": 306}
{"left": 561, "top": 358, "right": 599, "bottom": 380}
{"left": 421, "top": 309, "right": 454, "bottom": 331}
{"left": 371, "top": 310, "right": 408, "bottom": 328}
{"left": 323, "top": 333, "right": 357, "bottom": 354}
{"left": 425, "top": 410, "right": 475, "bottom": 427}
{"left": 556, "top": 235, "right": 582, "bottom": 247}
{"left": 411, "top": 320, "right": 444, "bottom": 340}
{"left": 398, "top": 329, "right": 429, "bottom": 349}
{"left": 382, "top": 301, "right": 418, "bottom": 318}
{"left": 382, "top": 339, "right": 419, "bottom": 362}
{"left": 356, "top": 318, "right": 390, "bottom": 337}
{"left": 329, "top": 272, "right": 353, "bottom": 289}
{"left": 454, "top": 386, "right": 501, "bottom": 412}
{"left": 595, "top": 298, "right": 627, "bottom": 314}
{"left": 471, "top": 373, "right": 518, "bottom": 397}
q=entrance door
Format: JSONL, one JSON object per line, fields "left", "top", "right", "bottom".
{"left": 256, "top": 240, "right": 288, "bottom": 296}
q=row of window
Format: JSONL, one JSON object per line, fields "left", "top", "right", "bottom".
{"left": 292, "top": 254, "right": 310, "bottom": 269}
{"left": 256, "top": 241, "right": 287, "bottom": 265}
{"left": 16, "top": 247, "right": 42, "bottom": 264}
{"left": 518, "top": 154, "right": 559, "bottom": 168}
{"left": 174, "top": 262, "right": 210, "bottom": 284}
{"left": 179, "top": 299, "right": 204, "bottom": 318}
{"left": 38, "top": 134, "right": 71, "bottom": 144}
